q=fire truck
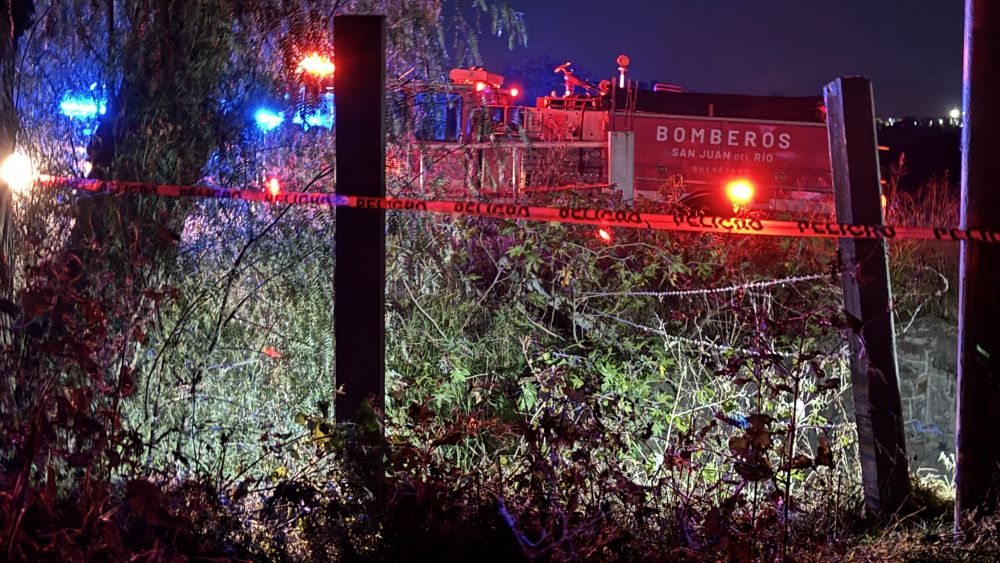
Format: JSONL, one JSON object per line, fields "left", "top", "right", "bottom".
{"left": 403, "top": 59, "right": 833, "bottom": 213}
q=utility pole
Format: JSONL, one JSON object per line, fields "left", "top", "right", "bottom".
{"left": 955, "top": 0, "right": 1000, "bottom": 526}
{"left": 334, "top": 16, "right": 386, "bottom": 424}
{"left": 824, "top": 76, "right": 910, "bottom": 516}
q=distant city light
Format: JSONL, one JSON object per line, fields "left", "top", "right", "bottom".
{"left": 1, "top": 152, "right": 34, "bottom": 193}
{"left": 949, "top": 108, "right": 961, "bottom": 119}
{"left": 297, "top": 53, "right": 335, "bottom": 77}
{"left": 60, "top": 95, "right": 107, "bottom": 119}
{"left": 267, "top": 177, "right": 281, "bottom": 196}
{"left": 254, "top": 108, "right": 284, "bottom": 131}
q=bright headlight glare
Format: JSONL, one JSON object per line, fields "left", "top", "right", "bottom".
{"left": 0, "top": 152, "right": 34, "bottom": 193}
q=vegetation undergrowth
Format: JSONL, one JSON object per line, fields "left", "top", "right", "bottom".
{"left": 0, "top": 177, "right": 974, "bottom": 561}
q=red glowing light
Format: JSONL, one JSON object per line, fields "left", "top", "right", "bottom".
{"left": 597, "top": 228, "right": 613, "bottom": 244}
{"left": 509, "top": 87, "right": 520, "bottom": 97}
{"left": 724, "top": 179, "right": 755, "bottom": 206}
{"left": 268, "top": 177, "right": 281, "bottom": 197}
{"left": 297, "top": 53, "right": 335, "bottom": 77}
{"left": 474, "top": 81, "right": 486, "bottom": 92}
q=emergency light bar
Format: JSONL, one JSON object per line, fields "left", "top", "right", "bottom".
{"left": 449, "top": 68, "right": 504, "bottom": 88}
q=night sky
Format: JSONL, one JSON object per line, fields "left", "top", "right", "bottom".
{"left": 479, "top": 0, "right": 964, "bottom": 117}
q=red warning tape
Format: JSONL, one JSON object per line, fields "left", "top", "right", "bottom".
{"left": 36, "top": 176, "right": 1000, "bottom": 243}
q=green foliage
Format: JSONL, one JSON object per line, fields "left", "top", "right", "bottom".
{"left": 0, "top": 0, "right": 971, "bottom": 559}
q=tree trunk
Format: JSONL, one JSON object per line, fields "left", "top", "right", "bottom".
{"left": 0, "top": 0, "right": 34, "bottom": 345}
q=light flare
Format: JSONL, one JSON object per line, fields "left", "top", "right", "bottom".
{"left": 297, "top": 53, "right": 335, "bottom": 77}
{"left": 597, "top": 227, "right": 613, "bottom": 244}
{"left": 1, "top": 152, "right": 34, "bottom": 193}
{"left": 724, "top": 178, "right": 755, "bottom": 206}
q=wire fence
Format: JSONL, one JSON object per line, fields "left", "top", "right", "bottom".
{"left": 578, "top": 272, "right": 832, "bottom": 300}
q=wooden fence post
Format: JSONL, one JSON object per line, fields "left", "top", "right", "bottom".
{"left": 824, "top": 76, "right": 910, "bottom": 515}
{"left": 955, "top": 0, "right": 1000, "bottom": 526}
{"left": 334, "top": 15, "right": 386, "bottom": 424}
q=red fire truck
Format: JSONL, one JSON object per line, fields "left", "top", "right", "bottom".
{"left": 404, "top": 61, "right": 833, "bottom": 213}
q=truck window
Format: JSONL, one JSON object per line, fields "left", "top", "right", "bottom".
{"left": 414, "top": 92, "right": 462, "bottom": 142}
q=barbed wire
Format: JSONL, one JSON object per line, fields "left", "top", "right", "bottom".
{"left": 578, "top": 272, "right": 831, "bottom": 300}
{"left": 588, "top": 311, "right": 739, "bottom": 353}
{"left": 590, "top": 309, "right": 850, "bottom": 360}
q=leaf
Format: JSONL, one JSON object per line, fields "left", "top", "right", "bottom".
{"left": 734, "top": 461, "right": 773, "bottom": 481}
{"left": 816, "top": 435, "right": 834, "bottom": 467}
{"left": 703, "top": 507, "right": 723, "bottom": 536}
{"left": 119, "top": 367, "right": 136, "bottom": 398}
{"left": 781, "top": 454, "right": 814, "bottom": 471}
{"left": 407, "top": 402, "right": 435, "bottom": 422}
{"left": 22, "top": 289, "right": 55, "bottom": 318}
{"left": 126, "top": 479, "right": 163, "bottom": 521}
{"left": 66, "top": 452, "right": 94, "bottom": 467}
{"left": 358, "top": 399, "right": 383, "bottom": 437}
{"left": 431, "top": 431, "right": 464, "bottom": 448}
{"left": 746, "top": 413, "right": 774, "bottom": 430}
{"left": 728, "top": 435, "right": 750, "bottom": 457}
{"left": 815, "top": 378, "right": 841, "bottom": 392}
{"left": 157, "top": 225, "right": 181, "bottom": 245}
{"left": 0, "top": 298, "right": 19, "bottom": 317}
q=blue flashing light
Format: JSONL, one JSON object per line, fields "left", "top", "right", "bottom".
{"left": 60, "top": 95, "right": 107, "bottom": 119}
{"left": 254, "top": 108, "right": 284, "bottom": 131}
{"left": 292, "top": 94, "right": 334, "bottom": 130}
{"left": 292, "top": 111, "right": 333, "bottom": 129}
{"left": 307, "top": 112, "right": 332, "bottom": 128}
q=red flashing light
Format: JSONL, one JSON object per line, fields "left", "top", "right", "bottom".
{"left": 297, "top": 53, "right": 335, "bottom": 77}
{"left": 268, "top": 177, "right": 281, "bottom": 197}
{"left": 597, "top": 227, "right": 613, "bottom": 244}
{"left": 724, "top": 178, "right": 755, "bottom": 206}
{"left": 509, "top": 87, "right": 520, "bottom": 98}
{"left": 474, "top": 81, "right": 486, "bottom": 92}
